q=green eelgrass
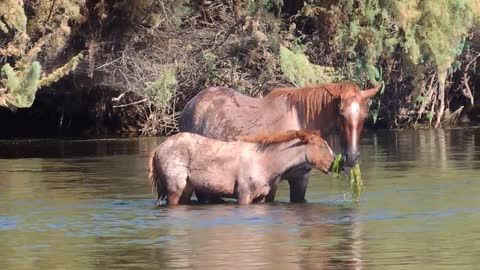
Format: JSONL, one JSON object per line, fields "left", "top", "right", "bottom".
{"left": 331, "top": 154, "right": 343, "bottom": 177}
{"left": 349, "top": 164, "right": 364, "bottom": 200}
{"left": 331, "top": 154, "right": 364, "bottom": 201}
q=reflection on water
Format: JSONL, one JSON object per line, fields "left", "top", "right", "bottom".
{"left": 1, "top": 127, "right": 480, "bottom": 269}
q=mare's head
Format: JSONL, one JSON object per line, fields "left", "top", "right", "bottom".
{"left": 240, "top": 129, "right": 335, "bottom": 173}
{"left": 269, "top": 82, "right": 381, "bottom": 167}
{"left": 322, "top": 83, "right": 381, "bottom": 167}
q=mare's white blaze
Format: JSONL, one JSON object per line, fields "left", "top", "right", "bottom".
{"left": 327, "top": 143, "right": 334, "bottom": 156}
{"left": 348, "top": 102, "right": 360, "bottom": 151}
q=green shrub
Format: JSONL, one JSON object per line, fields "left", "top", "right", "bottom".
{"left": 0, "top": 0, "right": 85, "bottom": 109}
{"left": 1, "top": 62, "right": 41, "bottom": 108}
{"left": 145, "top": 68, "right": 177, "bottom": 109}
{"left": 279, "top": 46, "right": 342, "bottom": 86}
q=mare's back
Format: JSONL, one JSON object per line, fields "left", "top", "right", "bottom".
{"left": 179, "top": 87, "right": 287, "bottom": 141}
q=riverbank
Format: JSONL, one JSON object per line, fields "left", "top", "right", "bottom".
{"left": 1, "top": 83, "right": 480, "bottom": 139}
{"left": 2, "top": 1, "right": 480, "bottom": 138}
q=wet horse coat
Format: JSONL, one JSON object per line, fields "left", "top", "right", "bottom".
{"left": 179, "top": 83, "right": 380, "bottom": 202}
{"left": 149, "top": 130, "right": 335, "bottom": 205}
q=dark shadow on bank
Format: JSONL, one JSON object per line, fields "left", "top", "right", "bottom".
{"left": 0, "top": 75, "right": 138, "bottom": 139}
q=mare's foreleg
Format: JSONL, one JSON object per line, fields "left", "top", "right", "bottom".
{"left": 195, "top": 191, "right": 209, "bottom": 204}
{"left": 195, "top": 191, "right": 225, "bottom": 204}
{"left": 287, "top": 173, "right": 310, "bottom": 203}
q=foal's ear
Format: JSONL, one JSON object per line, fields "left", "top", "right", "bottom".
{"left": 295, "top": 131, "right": 308, "bottom": 143}
{"left": 361, "top": 85, "right": 382, "bottom": 99}
{"left": 295, "top": 131, "right": 310, "bottom": 143}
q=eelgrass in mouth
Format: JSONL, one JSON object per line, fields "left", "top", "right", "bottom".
{"left": 331, "top": 154, "right": 364, "bottom": 201}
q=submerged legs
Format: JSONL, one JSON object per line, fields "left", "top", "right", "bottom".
{"left": 178, "top": 182, "right": 194, "bottom": 204}
{"left": 265, "top": 178, "right": 280, "bottom": 202}
{"left": 287, "top": 173, "right": 310, "bottom": 203}
{"left": 165, "top": 172, "right": 189, "bottom": 205}
{"left": 195, "top": 191, "right": 225, "bottom": 204}
{"left": 237, "top": 194, "right": 252, "bottom": 205}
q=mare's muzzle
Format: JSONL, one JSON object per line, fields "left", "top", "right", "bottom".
{"left": 344, "top": 152, "right": 360, "bottom": 167}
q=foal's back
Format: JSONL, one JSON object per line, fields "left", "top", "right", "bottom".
{"left": 154, "top": 133, "right": 253, "bottom": 177}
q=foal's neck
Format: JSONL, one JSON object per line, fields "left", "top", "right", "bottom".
{"left": 258, "top": 140, "right": 309, "bottom": 178}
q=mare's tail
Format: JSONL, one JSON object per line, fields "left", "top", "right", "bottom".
{"left": 148, "top": 152, "right": 166, "bottom": 205}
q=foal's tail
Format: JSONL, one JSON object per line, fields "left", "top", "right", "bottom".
{"left": 148, "top": 152, "right": 166, "bottom": 205}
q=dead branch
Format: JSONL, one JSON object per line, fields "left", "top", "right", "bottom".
{"left": 113, "top": 98, "right": 148, "bottom": 108}
{"left": 415, "top": 75, "right": 435, "bottom": 125}
{"left": 435, "top": 71, "right": 447, "bottom": 128}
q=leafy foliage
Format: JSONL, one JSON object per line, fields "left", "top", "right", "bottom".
{"left": 145, "top": 68, "right": 177, "bottom": 109}
{"left": 1, "top": 62, "right": 41, "bottom": 108}
{"left": 332, "top": 0, "right": 479, "bottom": 126}
{"left": 335, "top": 0, "right": 398, "bottom": 85}
{"left": 0, "top": 0, "right": 27, "bottom": 33}
{"left": 0, "top": 0, "right": 84, "bottom": 109}
{"left": 279, "top": 46, "right": 342, "bottom": 86}
{"left": 2, "top": 0, "right": 480, "bottom": 135}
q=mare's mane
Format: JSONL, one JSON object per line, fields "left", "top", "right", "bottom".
{"left": 239, "top": 129, "right": 321, "bottom": 145}
{"left": 266, "top": 82, "right": 359, "bottom": 120}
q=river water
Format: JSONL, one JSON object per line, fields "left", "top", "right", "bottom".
{"left": 1, "top": 128, "right": 479, "bottom": 269}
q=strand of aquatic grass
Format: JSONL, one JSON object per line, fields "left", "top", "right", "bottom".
{"left": 331, "top": 154, "right": 364, "bottom": 201}
{"left": 331, "top": 154, "right": 343, "bottom": 177}
{"left": 349, "top": 164, "right": 364, "bottom": 200}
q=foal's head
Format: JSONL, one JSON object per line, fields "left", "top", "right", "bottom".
{"left": 323, "top": 83, "right": 381, "bottom": 167}
{"left": 295, "top": 130, "right": 335, "bottom": 173}
{"left": 240, "top": 129, "right": 335, "bottom": 173}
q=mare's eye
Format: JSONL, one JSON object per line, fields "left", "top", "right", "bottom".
{"left": 367, "top": 99, "right": 373, "bottom": 107}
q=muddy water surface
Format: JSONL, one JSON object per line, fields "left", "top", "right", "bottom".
{"left": 1, "top": 128, "right": 480, "bottom": 269}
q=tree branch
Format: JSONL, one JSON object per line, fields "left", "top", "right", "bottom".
{"left": 112, "top": 98, "right": 148, "bottom": 108}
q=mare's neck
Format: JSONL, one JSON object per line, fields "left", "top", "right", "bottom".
{"left": 258, "top": 140, "right": 309, "bottom": 179}
{"left": 297, "top": 90, "right": 339, "bottom": 136}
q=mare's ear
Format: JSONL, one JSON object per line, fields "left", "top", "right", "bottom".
{"left": 321, "top": 85, "right": 343, "bottom": 98}
{"left": 361, "top": 85, "right": 382, "bottom": 99}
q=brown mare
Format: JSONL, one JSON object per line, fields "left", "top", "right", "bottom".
{"left": 149, "top": 130, "right": 335, "bottom": 205}
{"left": 179, "top": 82, "right": 380, "bottom": 202}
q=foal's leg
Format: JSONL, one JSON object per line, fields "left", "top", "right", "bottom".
{"left": 252, "top": 195, "right": 266, "bottom": 204}
{"left": 236, "top": 181, "right": 252, "bottom": 205}
{"left": 288, "top": 173, "right": 310, "bottom": 203}
{"left": 179, "top": 181, "right": 194, "bottom": 204}
{"left": 237, "top": 194, "right": 252, "bottom": 205}
{"left": 265, "top": 179, "right": 280, "bottom": 203}
{"left": 166, "top": 172, "right": 188, "bottom": 205}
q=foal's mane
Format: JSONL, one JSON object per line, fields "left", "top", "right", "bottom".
{"left": 239, "top": 129, "right": 320, "bottom": 145}
{"left": 266, "top": 82, "right": 359, "bottom": 120}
